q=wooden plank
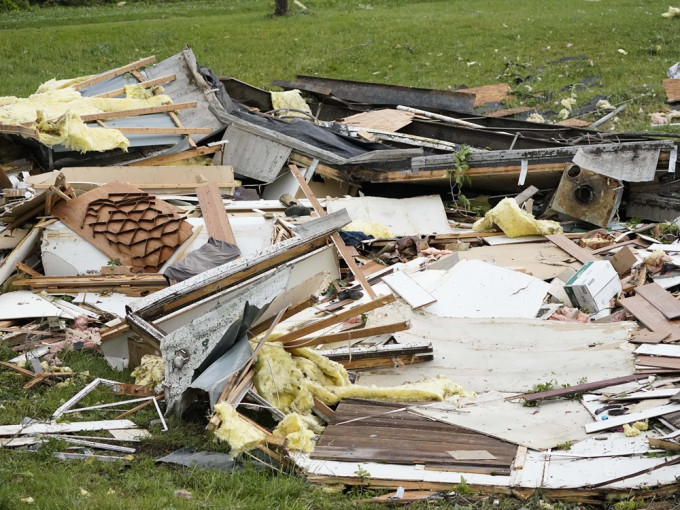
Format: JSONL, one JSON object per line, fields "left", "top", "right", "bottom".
{"left": 196, "top": 182, "right": 236, "bottom": 244}
{"left": 382, "top": 271, "right": 436, "bottom": 309}
{"left": 545, "top": 234, "right": 599, "bottom": 263}
{"left": 288, "top": 164, "right": 377, "bottom": 299}
{"left": 585, "top": 403, "right": 680, "bottom": 433}
{"left": 284, "top": 321, "right": 411, "bottom": 349}
{"left": 78, "top": 102, "right": 197, "bottom": 122}
{"left": 636, "top": 283, "right": 680, "bottom": 320}
{"left": 636, "top": 355, "right": 680, "bottom": 371}
{"left": 340, "top": 354, "right": 432, "bottom": 369}
{"left": 520, "top": 374, "right": 651, "bottom": 403}
{"left": 514, "top": 185, "right": 539, "bottom": 205}
{"left": 15, "top": 261, "right": 42, "bottom": 278}
{"left": 663, "top": 78, "right": 680, "bottom": 103}
{"left": 128, "top": 145, "right": 221, "bottom": 166}
{"left": 630, "top": 329, "right": 669, "bottom": 344}
{"left": 73, "top": 55, "right": 156, "bottom": 90}
{"left": 275, "top": 294, "right": 395, "bottom": 345}
{"left": 619, "top": 295, "right": 678, "bottom": 337}
{"left": 93, "top": 74, "right": 175, "bottom": 98}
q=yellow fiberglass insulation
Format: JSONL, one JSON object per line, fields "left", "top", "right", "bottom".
{"left": 270, "top": 89, "right": 313, "bottom": 118}
{"left": 214, "top": 402, "right": 266, "bottom": 455}
{"left": 130, "top": 354, "right": 165, "bottom": 387}
{"left": 342, "top": 220, "right": 393, "bottom": 239}
{"left": 273, "top": 413, "right": 316, "bottom": 453}
{"left": 473, "top": 197, "right": 562, "bottom": 238}
{"left": 332, "top": 376, "right": 474, "bottom": 402}
{"left": 0, "top": 77, "right": 173, "bottom": 152}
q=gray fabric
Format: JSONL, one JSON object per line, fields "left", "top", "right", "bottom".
{"left": 164, "top": 237, "right": 240, "bottom": 282}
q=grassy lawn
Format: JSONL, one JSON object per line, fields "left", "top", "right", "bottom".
{"left": 2, "top": 1, "right": 680, "bottom": 508}
{"left": 0, "top": 0, "right": 679, "bottom": 131}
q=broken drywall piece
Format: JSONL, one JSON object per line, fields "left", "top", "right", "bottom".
{"left": 423, "top": 259, "right": 549, "bottom": 319}
{"left": 326, "top": 195, "right": 453, "bottom": 236}
{"left": 0, "top": 291, "right": 80, "bottom": 320}
{"left": 411, "top": 392, "right": 591, "bottom": 450}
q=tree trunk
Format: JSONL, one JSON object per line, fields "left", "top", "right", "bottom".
{"left": 274, "top": 0, "right": 288, "bottom": 16}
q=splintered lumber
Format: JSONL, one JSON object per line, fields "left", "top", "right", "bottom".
{"left": 14, "top": 274, "right": 168, "bottom": 294}
{"left": 282, "top": 321, "right": 411, "bottom": 349}
{"left": 78, "top": 102, "right": 197, "bottom": 122}
{"left": 520, "top": 374, "right": 651, "bottom": 403}
{"left": 514, "top": 185, "right": 539, "bottom": 205}
{"left": 275, "top": 294, "right": 395, "bottom": 346}
{"left": 196, "top": 181, "right": 236, "bottom": 244}
{"left": 73, "top": 56, "right": 156, "bottom": 91}
{"left": 288, "top": 164, "right": 376, "bottom": 299}
{"left": 129, "top": 145, "right": 221, "bottom": 166}
{"left": 636, "top": 283, "right": 680, "bottom": 320}
{"left": 545, "top": 234, "right": 599, "bottom": 263}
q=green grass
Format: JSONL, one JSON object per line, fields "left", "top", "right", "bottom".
{"left": 0, "top": 0, "right": 679, "bottom": 131}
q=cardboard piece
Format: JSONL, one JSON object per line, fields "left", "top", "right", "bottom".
{"left": 610, "top": 246, "right": 637, "bottom": 275}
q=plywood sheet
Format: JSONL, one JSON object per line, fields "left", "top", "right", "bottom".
{"left": 457, "top": 83, "right": 510, "bottom": 107}
{"left": 51, "top": 182, "right": 193, "bottom": 273}
{"left": 339, "top": 109, "right": 414, "bottom": 132}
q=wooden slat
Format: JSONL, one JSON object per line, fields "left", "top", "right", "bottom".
{"left": 636, "top": 355, "right": 680, "bottom": 371}
{"left": 545, "top": 234, "right": 599, "bottom": 263}
{"left": 619, "top": 295, "right": 680, "bottom": 339}
{"left": 283, "top": 321, "right": 410, "bottom": 349}
{"left": 288, "top": 164, "right": 377, "bottom": 299}
{"left": 196, "top": 182, "right": 236, "bottom": 244}
{"left": 78, "top": 102, "right": 197, "bottom": 122}
{"left": 92, "top": 73, "right": 175, "bottom": 98}
{"left": 636, "top": 283, "right": 680, "bottom": 320}
{"left": 340, "top": 354, "right": 432, "bottom": 369}
{"left": 275, "top": 294, "right": 395, "bottom": 346}
{"left": 73, "top": 55, "right": 156, "bottom": 91}
{"left": 486, "top": 106, "right": 533, "bottom": 118}
{"left": 520, "top": 374, "right": 651, "bottom": 403}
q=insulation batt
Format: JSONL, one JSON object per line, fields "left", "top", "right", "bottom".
{"left": 273, "top": 413, "right": 316, "bottom": 453}
{"left": 270, "top": 89, "right": 313, "bottom": 118}
{"left": 342, "top": 220, "right": 393, "bottom": 238}
{"left": 131, "top": 355, "right": 165, "bottom": 387}
{"left": 0, "top": 78, "right": 173, "bottom": 152}
{"left": 473, "top": 197, "right": 563, "bottom": 237}
{"left": 252, "top": 342, "right": 472, "bottom": 452}
{"left": 213, "top": 403, "right": 266, "bottom": 456}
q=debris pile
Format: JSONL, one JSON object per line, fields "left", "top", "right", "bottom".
{"left": 4, "top": 48, "right": 680, "bottom": 504}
